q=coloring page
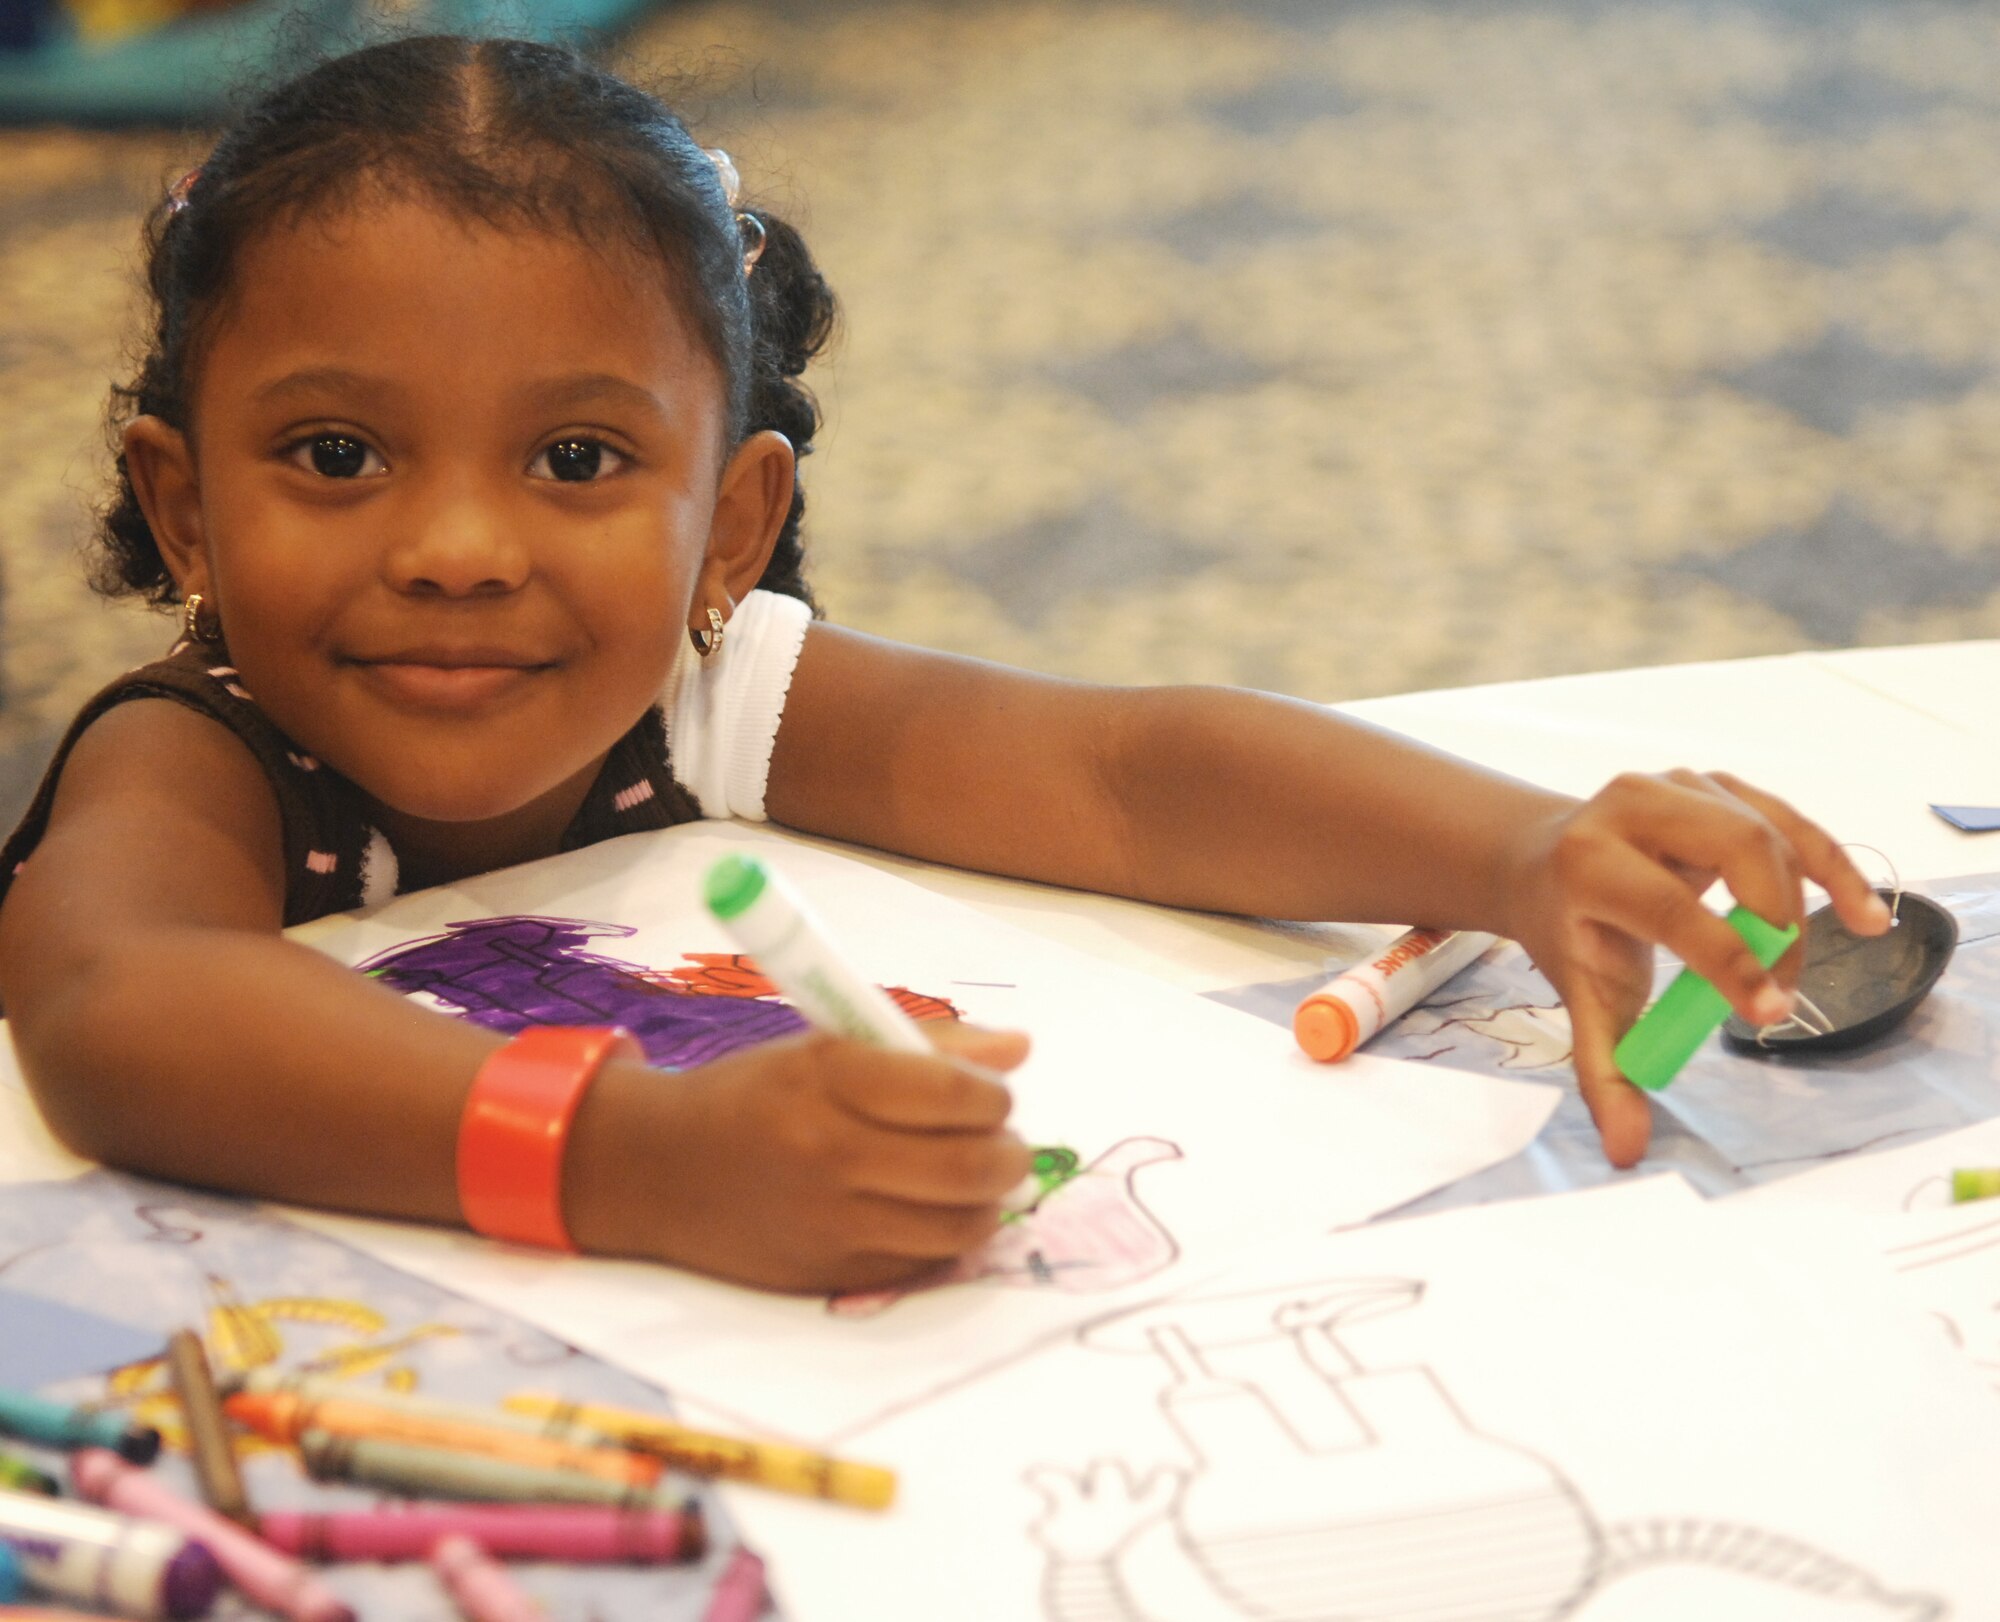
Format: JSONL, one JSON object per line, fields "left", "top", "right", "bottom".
{"left": 291, "top": 822, "right": 1557, "bottom": 1440}
{"left": 722, "top": 1178, "right": 2000, "bottom": 1622}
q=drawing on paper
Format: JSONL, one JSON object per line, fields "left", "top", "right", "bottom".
{"left": 1025, "top": 1276, "right": 1943, "bottom": 1620}
{"left": 1397, "top": 992, "right": 1573, "bottom": 1070}
{"left": 830, "top": 1138, "right": 1185, "bottom": 1317}
{"left": 356, "top": 915, "right": 1188, "bottom": 1315}
{"left": 356, "top": 915, "right": 961, "bottom": 1069}
{"left": 1889, "top": 1212, "right": 2000, "bottom": 1394}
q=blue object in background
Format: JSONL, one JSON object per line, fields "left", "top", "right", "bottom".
{"left": 0, "top": 0, "right": 661, "bottom": 123}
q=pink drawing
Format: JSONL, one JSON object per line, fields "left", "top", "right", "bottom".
{"left": 829, "top": 1137, "right": 1184, "bottom": 1317}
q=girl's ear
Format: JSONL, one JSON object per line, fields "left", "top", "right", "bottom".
{"left": 123, "top": 416, "right": 209, "bottom": 597}
{"left": 692, "top": 429, "right": 795, "bottom": 617}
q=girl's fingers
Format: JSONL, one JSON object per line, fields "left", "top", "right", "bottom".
{"left": 926, "top": 1021, "right": 1032, "bottom": 1072}
{"left": 1599, "top": 769, "right": 1805, "bottom": 938}
{"left": 1569, "top": 841, "right": 1795, "bottom": 1026}
{"left": 1703, "top": 771, "right": 1893, "bottom": 936}
{"left": 849, "top": 1126, "right": 1034, "bottom": 1206}
{"left": 1566, "top": 986, "right": 1652, "bottom": 1168}
{"left": 827, "top": 1044, "right": 1020, "bottom": 1131}
{"left": 842, "top": 1190, "right": 1009, "bottom": 1260}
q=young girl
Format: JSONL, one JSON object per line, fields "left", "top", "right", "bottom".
{"left": 0, "top": 34, "right": 1887, "bottom": 1294}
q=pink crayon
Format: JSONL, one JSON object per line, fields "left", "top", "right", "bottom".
{"left": 431, "top": 1535, "right": 546, "bottom": 1622}
{"left": 69, "top": 1451, "right": 355, "bottom": 1622}
{"left": 702, "top": 1545, "right": 769, "bottom": 1622}
{"left": 258, "top": 1504, "right": 706, "bottom": 1564}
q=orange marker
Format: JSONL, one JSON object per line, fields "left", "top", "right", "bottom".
{"left": 224, "top": 1393, "right": 662, "bottom": 1489}
{"left": 1294, "top": 928, "right": 1497, "bottom": 1062}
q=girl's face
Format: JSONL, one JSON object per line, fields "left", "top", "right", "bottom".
{"left": 134, "top": 197, "right": 789, "bottom": 877}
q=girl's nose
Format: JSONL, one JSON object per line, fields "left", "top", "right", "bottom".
{"left": 382, "top": 482, "right": 531, "bottom": 597}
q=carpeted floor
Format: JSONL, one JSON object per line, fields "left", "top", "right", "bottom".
{"left": 4, "top": 0, "right": 2000, "bottom": 817}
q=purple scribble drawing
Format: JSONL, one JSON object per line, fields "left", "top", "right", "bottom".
{"left": 356, "top": 915, "right": 810, "bottom": 1070}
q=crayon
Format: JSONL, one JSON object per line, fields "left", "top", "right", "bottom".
{"left": 0, "top": 1543, "right": 17, "bottom": 1603}
{"left": 0, "top": 1452, "right": 54, "bottom": 1498}
{"left": 257, "top": 1504, "right": 706, "bottom": 1564}
{"left": 1293, "top": 928, "right": 1497, "bottom": 1062}
{"left": 501, "top": 1394, "right": 897, "bottom": 1511}
{"left": 431, "top": 1535, "right": 547, "bottom": 1622}
{"left": 1951, "top": 1168, "right": 2000, "bottom": 1204}
{"left": 701, "top": 1545, "right": 769, "bottom": 1622}
{"left": 0, "top": 1388, "right": 159, "bottom": 1464}
{"left": 1613, "top": 905, "right": 1799, "bottom": 1092}
{"left": 71, "top": 1451, "right": 354, "bottom": 1622}
{"left": 299, "top": 1430, "right": 679, "bottom": 1509}
{"left": 224, "top": 1371, "right": 622, "bottom": 1449}
{"left": 0, "top": 1485, "right": 222, "bottom": 1619}
{"left": 164, "top": 1332, "right": 250, "bottom": 1529}
{"left": 226, "top": 1393, "right": 660, "bottom": 1488}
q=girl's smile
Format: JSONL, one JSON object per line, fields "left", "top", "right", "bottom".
{"left": 137, "top": 194, "right": 786, "bottom": 878}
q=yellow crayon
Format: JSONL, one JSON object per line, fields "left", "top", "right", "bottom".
{"left": 501, "top": 1393, "right": 896, "bottom": 1511}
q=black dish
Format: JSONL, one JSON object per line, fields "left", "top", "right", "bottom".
{"left": 1721, "top": 888, "right": 1957, "bottom": 1055}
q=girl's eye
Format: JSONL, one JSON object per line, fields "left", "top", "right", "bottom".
{"left": 289, "top": 435, "right": 383, "bottom": 479}
{"left": 531, "top": 439, "right": 625, "bottom": 483}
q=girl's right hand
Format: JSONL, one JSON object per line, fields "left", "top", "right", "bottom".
{"left": 571, "top": 1023, "right": 1034, "bottom": 1293}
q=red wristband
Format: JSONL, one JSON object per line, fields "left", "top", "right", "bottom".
{"left": 456, "top": 1025, "right": 641, "bottom": 1252}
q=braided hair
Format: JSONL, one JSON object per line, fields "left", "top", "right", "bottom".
{"left": 98, "top": 33, "right": 833, "bottom": 611}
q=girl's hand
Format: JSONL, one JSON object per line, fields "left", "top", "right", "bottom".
{"left": 1500, "top": 769, "right": 1892, "bottom": 1168}
{"left": 573, "top": 1022, "right": 1035, "bottom": 1294}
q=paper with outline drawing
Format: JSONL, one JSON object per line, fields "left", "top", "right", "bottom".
{"left": 718, "top": 1176, "right": 2000, "bottom": 1622}
{"left": 287, "top": 822, "right": 1556, "bottom": 1441}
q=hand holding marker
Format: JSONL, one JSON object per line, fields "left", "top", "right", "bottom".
{"left": 1613, "top": 904, "right": 1799, "bottom": 1091}
{"left": 704, "top": 853, "right": 1040, "bottom": 1212}
{"left": 1292, "top": 905, "right": 1797, "bottom": 1093}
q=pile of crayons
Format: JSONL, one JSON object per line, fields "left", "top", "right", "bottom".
{"left": 0, "top": 1330, "right": 896, "bottom": 1620}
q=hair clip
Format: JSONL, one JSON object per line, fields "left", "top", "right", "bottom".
{"left": 701, "top": 148, "right": 764, "bottom": 276}
{"left": 736, "top": 211, "right": 766, "bottom": 275}
{"left": 702, "top": 147, "right": 742, "bottom": 208}
{"left": 166, "top": 167, "right": 201, "bottom": 216}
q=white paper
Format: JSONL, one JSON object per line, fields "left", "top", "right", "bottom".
{"left": 728, "top": 1177, "right": 2000, "bottom": 1622}
{"left": 1727, "top": 1114, "right": 2000, "bottom": 1217}
{"left": 293, "top": 822, "right": 1556, "bottom": 1440}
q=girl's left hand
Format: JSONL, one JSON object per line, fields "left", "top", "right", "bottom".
{"left": 1501, "top": 769, "right": 1893, "bottom": 1167}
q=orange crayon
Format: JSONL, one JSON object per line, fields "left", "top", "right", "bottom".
{"left": 224, "top": 1393, "right": 662, "bottom": 1489}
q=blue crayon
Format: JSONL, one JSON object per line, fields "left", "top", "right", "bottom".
{"left": 0, "top": 1388, "right": 160, "bottom": 1464}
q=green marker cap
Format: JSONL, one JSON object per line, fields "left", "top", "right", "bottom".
{"left": 704, "top": 853, "right": 768, "bottom": 922}
{"left": 1613, "top": 904, "right": 1800, "bottom": 1094}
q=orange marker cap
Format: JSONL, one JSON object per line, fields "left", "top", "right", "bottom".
{"left": 1294, "top": 994, "right": 1361, "bottom": 1064}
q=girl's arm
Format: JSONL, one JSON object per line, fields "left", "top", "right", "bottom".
{"left": 0, "top": 698, "right": 1030, "bottom": 1292}
{"left": 767, "top": 625, "right": 1891, "bottom": 1165}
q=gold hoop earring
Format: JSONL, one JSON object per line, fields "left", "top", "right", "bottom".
{"left": 689, "top": 607, "right": 726, "bottom": 659}
{"left": 180, "top": 591, "right": 222, "bottom": 646}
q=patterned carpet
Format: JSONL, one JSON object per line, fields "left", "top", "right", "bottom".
{"left": 4, "top": 0, "right": 2000, "bottom": 799}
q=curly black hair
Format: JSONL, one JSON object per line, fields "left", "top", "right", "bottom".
{"left": 98, "top": 33, "right": 834, "bottom": 611}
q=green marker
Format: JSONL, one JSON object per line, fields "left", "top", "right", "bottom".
{"left": 1951, "top": 1168, "right": 2000, "bottom": 1205}
{"left": 1613, "top": 905, "right": 1800, "bottom": 1093}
